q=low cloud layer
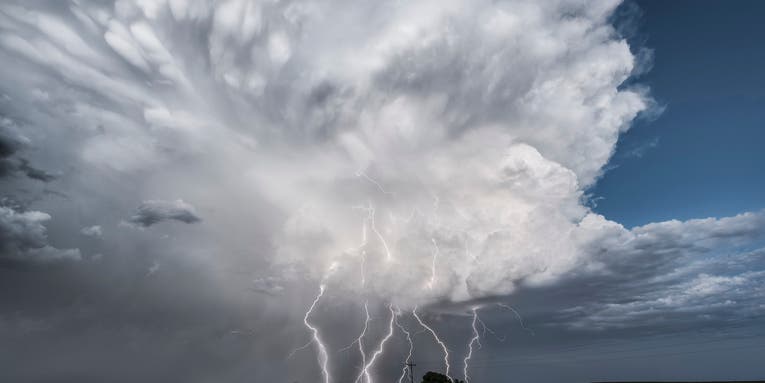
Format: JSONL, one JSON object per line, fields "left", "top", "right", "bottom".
{"left": 515, "top": 211, "right": 765, "bottom": 331}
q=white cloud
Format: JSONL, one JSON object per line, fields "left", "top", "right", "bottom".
{"left": 0, "top": 0, "right": 760, "bottom": 329}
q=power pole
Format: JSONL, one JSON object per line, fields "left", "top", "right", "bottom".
{"left": 406, "top": 362, "right": 416, "bottom": 383}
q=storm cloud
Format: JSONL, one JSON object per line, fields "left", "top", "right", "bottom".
{"left": 0, "top": 205, "right": 81, "bottom": 265}
{"left": 127, "top": 199, "right": 201, "bottom": 227}
{"left": 0, "top": 1, "right": 763, "bottom": 382}
{"left": 0, "top": 117, "right": 55, "bottom": 182}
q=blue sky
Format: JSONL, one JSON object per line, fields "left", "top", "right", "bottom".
{"left": 593, "top": 0, "right": 765, "bottom": 228}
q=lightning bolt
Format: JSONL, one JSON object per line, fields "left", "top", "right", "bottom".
{"left": 427, "top": 238, "right": 440, "bottom": 289}
{"left": 463, "top": 308, "right": 481, "bottom": 383}
{"left": 356, "top": 170, "right": 394, "bottom": 196}
{"left": 360, "top": 220, "right": 368, "bottom": 287}
{"left": 287, "top": 338, "right": 314, "bottom": 359}
{"left": 347, "top": 301, "right": 370, "bottom": 383}
{"left": 355, "top": 304, "right": 396, "bottom": 383}
{"left": 367, "top": 203, "right": 393, "bottom": 261}
{"left": 394, "top": 309, "right": 414, "bottom": 383}
{"left": 302, "top": 284, "right": 331, "bottom": 383}
{"left": 497, "top": 303, "right": 535, "bottom": 335}
{"left": 353, "top": 203, "right": 393, "bottom": 262}
{"left": 474, "top": 312, "right": 505, "bottom": 342}
{"left": 413, "top": 307, "right": 451, "bottom": 378}
{"left": 353, "top": 169, "right": 394, "bottom": 263}
{"left": 348, "top": 205, "right": 371, "bottom": 288}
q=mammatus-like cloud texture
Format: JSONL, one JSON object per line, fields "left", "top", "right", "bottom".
{"left": 0, "top": 2, "right": 763, "bottom": 371}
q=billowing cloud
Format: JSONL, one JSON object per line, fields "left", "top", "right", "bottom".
{"left": 506, "top": 211, "right": 765, "bottom": 331}
{"left": 0, "top": 0, "right": 756, "bottom": 315}
{"left": 0, "top": 0, "right": 747, "bottom": 319}
{"left": 0, "top": 1, "right": 762, "bottom": 382}
{"left": 0, "top": 205, "right": 81, "bottom": 265}
{"left": 127, "top": 199, "right": 201, "bottom": 227}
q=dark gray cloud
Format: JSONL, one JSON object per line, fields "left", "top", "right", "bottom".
{"left": 0, "top": 204, "right": 81, "bottom": 266}
{"left": 16, "top": 158, "right": 56, "bottom": 182}
{"left": 251, "top": 276, "right": 286, "bottom": 295}
{"left": 0, "top": 117, "right": 55, "bottom": 182}
{"left": 127, "top": 199, "right": 201, "bottom": 227}
{"left": 549, "top": 224, "right": 765, "bottom": 332}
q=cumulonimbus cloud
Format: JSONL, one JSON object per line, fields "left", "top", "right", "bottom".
{"left": 0, "top": 0, "right": 761, "bottom": 330}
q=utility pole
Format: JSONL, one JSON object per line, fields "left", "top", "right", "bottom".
{"left": 406, "top": 362, "right": 416, "bottom": 383}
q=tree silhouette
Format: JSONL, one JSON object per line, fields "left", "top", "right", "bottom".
{"left": 421, "top": 371, "right": 466, "bottom": 383}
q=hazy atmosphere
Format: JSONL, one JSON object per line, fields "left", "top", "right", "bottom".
{"left": 1, "top": 1, "right": 763, "bottom": 382}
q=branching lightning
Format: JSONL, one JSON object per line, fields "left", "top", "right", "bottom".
{"left": 497, "top": 303, "right": 535, "bottom": 335}
{"left": 302, "top": 285, "right": 331, "bottom": 383}
{"left": 413, "top": 306, "right": 451, "bottom": 378}
{"left": 348, "top": 301, "right": 370, "bottom": 383}
{"left": 394, "top": 309, "right": 414, "bottom": 383}
{"left": 475, "top": 313, "right": 505, "bottom": 342}
{"left": 353, "top": 203, "right": 393, "bottom": 262}
{"left": 355, "top": 304, "right": 396, "bottom": 383}
{"left": 287, "top": 338, "right": 314, "bottom": 359}
{"left": 296, "top": 171, "right": 510, "bottom": 383}
{"left": 356, "top": 170, "right": 394, "bottom": 196}
{"left": 462, "top": 308, "right": 481, "bottom": 383}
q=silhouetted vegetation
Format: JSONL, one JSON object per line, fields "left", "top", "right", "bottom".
{"left": 421, "top": 371, "right": 465, "bottom": 383}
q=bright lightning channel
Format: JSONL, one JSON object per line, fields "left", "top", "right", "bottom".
{"left": 302, "top": 285, "right": 331, "bottom": 383}
{"left": 353, "top": 167, "right": 395, "bottom": 262}
{"left": 367, "top": 203, "right": 393, "bottom": 261}
{"left": 463, "top": 308, "right": 481, "bottom": 383}
{"left": 394, "top": 309, "right": 414, "bottom": 383}
{"left": 353, "top": 203, "right": 393, "bottom": 262}
{"left": 356, "top": 304, "right": 396, "bottom": 383}
{"left": 412, "top": 307, "right": 451, "bottom": 378}
{"left": 427, "top": 238, "right": 440, "bottom": 289}
{"left": 351, "top": 302, "right": 371, "bottom": 383}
